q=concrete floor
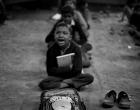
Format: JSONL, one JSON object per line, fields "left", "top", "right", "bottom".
{"left": 0, "top": 7, "right": 140, "bottom": 110}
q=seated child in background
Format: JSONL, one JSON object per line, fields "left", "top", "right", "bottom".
{"left": 39, "top": 22, "right": 94, "bottom": 90}
{"left": 45, "top": 5, "right": 88, "bottom": 46}
{"left": 57, "top": 0, "right": 89, "bottom": 29}
{"left": 64, "top": 0, "right": 89, "bottom": 31}
{"left": 119, "top": 0, "right": 137, "bottom": 23}
{"left": 76, "top": 0, "right": 90, "bottom": 29}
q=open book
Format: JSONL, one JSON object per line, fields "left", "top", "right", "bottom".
{"left": 56, "top": 53, "right": 75, "bottom": 67}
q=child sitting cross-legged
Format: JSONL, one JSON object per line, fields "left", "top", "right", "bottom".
{"left": 39, "top": 22, "right": 94, "bottom": 90}
{"left": 46, "top": 5, "right": 92, "bottom": 68}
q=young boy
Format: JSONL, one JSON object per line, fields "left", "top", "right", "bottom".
{"left": 58, "top": 0, "right": 90, "bottom": 29}
{"left": 65, "top": 0, "right": 89, "bottom": 30}
{"left": 39, "top": 22, "right": 93, "bottom": 90}
{"left": 76, "top": 0, "right": 90, "bottom": 29}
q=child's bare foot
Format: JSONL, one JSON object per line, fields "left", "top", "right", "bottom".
{"left": 60, "top": 82, "right": 69, "bottom": 88}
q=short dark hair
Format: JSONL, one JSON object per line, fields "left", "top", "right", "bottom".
{"left": 55, "top": 21, "right": 72, "bottom": 34}
{"left": 60, "top": 5, "right": 74, "bottom": 16}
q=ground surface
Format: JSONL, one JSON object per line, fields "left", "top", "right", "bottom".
{"left": 0, "top": 6, "right": 140, "bottom": 110}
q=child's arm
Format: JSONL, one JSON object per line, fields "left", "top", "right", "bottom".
{"left": 46, "top": 48, "right": 72, "bottom": 78}
{"left": 75, "top": 21, "right": 88, "bottom": 45}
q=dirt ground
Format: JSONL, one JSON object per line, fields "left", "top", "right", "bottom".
{"left": 0, "top": 6, "right": 140, "bottom": 110}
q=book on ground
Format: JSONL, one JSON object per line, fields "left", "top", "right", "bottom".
{"left": 56, "top": 53, "right": 75, "bottom": 67}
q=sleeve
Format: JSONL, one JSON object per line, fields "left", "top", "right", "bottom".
{"left": 75, "top": 11, "right": 88, "bottom": 29}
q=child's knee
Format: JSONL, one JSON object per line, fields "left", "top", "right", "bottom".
{"left": 86, "top": 73, "right": 94, "bottom": 83}
{"left": 38, "top": 81, "right": 44, "bottom": 90}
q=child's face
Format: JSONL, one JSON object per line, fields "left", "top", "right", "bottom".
{"left": 54, "top": 26, "right": 71, "bottom": 47}
{"left": 62, "top": 13, "right": 73, "bottom": 24}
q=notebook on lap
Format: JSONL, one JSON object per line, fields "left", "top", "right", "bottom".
{"left": 56, "top": 53, "right": 75, "bottom": 67}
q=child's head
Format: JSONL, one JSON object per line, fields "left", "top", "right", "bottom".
{"left": 65, "top": 0, "right": 76, "bottom": 9}
{"left": 61, "top": 5, "right": 74, "bottom": 24}
{"left": 54, "top": 22, "right": 72, "bottom": 48}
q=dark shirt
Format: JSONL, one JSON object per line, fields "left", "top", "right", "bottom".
{"left": 45, "top": 19, "right": 87, "bottom": 45}
{"left": 46, "top": 41, "right": 82, "bottom": 79}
